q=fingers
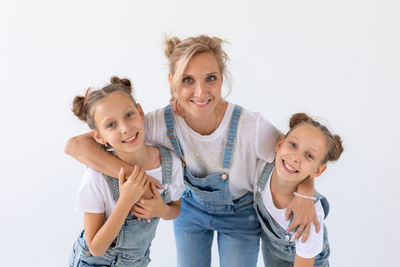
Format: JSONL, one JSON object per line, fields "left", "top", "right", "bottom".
{"left": 287, "top": 219, "right": 297, "bottom": 232}
{"left": 286, "top": 208, "right": 293, "bottom": 220}
{"left": 148, "top": 176, "right": 163, "bottom": 189}
{"left": 301, "top": 225, "right": 311, "bottom": 243}
{"left": 314, "top": 217, "right": 321, "bottom": 233}
{"left": 150, "top": 182, "right": 161, "bottom": 198}
{"left": 118, "top": 167, "right": 125, "bottom": 188}
{"left": 293, "top": 225, "right": 303, "bottom": 241}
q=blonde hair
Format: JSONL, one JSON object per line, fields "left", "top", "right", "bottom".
{"left": 287, "top": 113, "right": 344, "bottom": 164}
{"left": 72, "top": 76, "right": 136, "bottom": 130}
{"left": 164, "top": 35, "right": 231, "bottom": 97}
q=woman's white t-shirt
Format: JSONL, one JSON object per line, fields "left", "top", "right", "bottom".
{"left": 75, "top": 150, "right": 185, "bottom": 220}
{"left": 144, "top": 102, "right": 282, "bottom": 200}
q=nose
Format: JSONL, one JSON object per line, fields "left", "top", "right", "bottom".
{"left": 120, "top": 122, "right": 130, "bottom": 134}
{"left": 290, "top": 152, "right": 300, "bottom": 163}
{"left": 194, "top": 82, "right": 206, "bottom": 98}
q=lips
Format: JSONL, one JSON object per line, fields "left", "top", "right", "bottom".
{"left": 191, "top": 99, "right": 211, "bottom": 106}
{"left": 122, "top": 132, "right": 138, "bottom": 144}
{"left": 282, "top": 159, "right": 299, "bottom": 174}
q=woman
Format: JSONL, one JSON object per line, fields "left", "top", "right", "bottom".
{"left": 65, "top": 35, "right": 318, "bottom": 267}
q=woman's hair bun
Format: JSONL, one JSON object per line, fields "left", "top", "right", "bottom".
{"left": 289, "top": 113, "right": 312, "bottom": 129}
{"left": 164, "top": 36, "right": 181, "bottom": 58}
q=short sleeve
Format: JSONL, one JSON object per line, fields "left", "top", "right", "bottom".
{"left": 255, "top": 116, "right": 282, "bottom": 163}
{"left": 75, "top": 167, "right": 107, "bottom": 214}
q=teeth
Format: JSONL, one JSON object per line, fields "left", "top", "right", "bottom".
{"left": 284, "top": 161, "right": 297, "bottom": 172}
{"left": 193, "top": 100, "right": 209, "bottom": 105}
{"left": 124, "top": 133, "right": 137, "bottom": 142}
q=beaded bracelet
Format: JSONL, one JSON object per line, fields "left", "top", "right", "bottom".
{"left": 293, "top": 191, "right": 316, "bottom": 201}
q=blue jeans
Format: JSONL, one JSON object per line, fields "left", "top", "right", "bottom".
{"left": 174, "top": 192, "right": 261, "bottom": 267}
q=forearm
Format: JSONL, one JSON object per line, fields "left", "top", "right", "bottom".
{"left": 65, "top": 133, "right": 134, "bottom": 177}
{"left": 160, "top": 200, "right": 181, "bottom": 220}
{"left": 297, "top": 177, "right": 315, "bottom": 195}
{"left": 294, "top": 255, "right": 315, "bottom": 267}
{"left": 86, "top": 200, "right": 132, "bottom": 256}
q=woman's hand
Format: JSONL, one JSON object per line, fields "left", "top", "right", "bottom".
{"left": 286, "top": 197, "right": 320, "bottom": 243}
{"left": 118, "top": 167, "right": 150, "bottom": 206}
{"left": 130, "top": 183, "right": 167, "bottom": 220}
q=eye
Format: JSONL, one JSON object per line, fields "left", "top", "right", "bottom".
{"left": 106, "top": 122, "right": 116, "bottom": 128}
{"left": 289, "top": 142, "right": 296, "bottom": 148}
{"left": 306, "top": 153, "right": 314, "bottom": 160}
{"left": 182, "top": 76, "right": 194, "bottom": 84}
{"left": 126, "top": 112, "right": 134, "bottom": 118}
{"left": 206, "top": 75, "right": 217, "bottom": 82}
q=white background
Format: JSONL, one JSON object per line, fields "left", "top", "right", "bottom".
{"left": 1, "top": 0, "right": 399, "bottom": 266}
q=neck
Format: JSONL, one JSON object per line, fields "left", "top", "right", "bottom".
{"left": 116, "top": 144, "right": 160, "bottom": 170}
{"left": 184, "top": 101, "right": 227, "bottom": 135}
{"left": 270, "top": 168, "right": 300, "bottom": 209}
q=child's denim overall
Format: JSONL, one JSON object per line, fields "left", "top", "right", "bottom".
{"left": 254, "top": 162, "right": 330, "bottom": 267}
{"left": 69, "top": 146, "right": 173, "bottom": 267}
{"left": 164, "top": 105, "right": 261, "bottom": 267}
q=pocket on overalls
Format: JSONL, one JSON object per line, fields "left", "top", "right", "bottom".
{"left": 117, "top": 218, "right": 159, "bottom": 252}
{"left": 77, "top": 256, "right": 110, "bottom": 267}
{"left": 187, "top": 184, "right": 225, "bottom": 203}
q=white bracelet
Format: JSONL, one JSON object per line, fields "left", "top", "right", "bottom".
{"left": 293, "top": 191, "right": 316, "bottom": 200}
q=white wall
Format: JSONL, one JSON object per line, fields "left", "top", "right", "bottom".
{"left": 1, "top": 0, "right": 399, "bottom": 266}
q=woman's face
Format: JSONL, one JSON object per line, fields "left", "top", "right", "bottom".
{"left": 175, "top": 52, "right": 223, "bottom": 121}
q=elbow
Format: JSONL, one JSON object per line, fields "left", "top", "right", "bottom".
{"left": 87, "top": 244, "right": 106, "bottom": 257}
{"left": 64, "top": 136, "right": 79, "bottom": 156}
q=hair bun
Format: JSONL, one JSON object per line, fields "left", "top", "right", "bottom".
{"left": 110, "top": 76, "right": 132, "bottom": 93}
{"left": 164, "top": 36, "right": 181, "bottom": 58}
{"left": 329, "top": 135, "right": 344, "bottom": 161}
{"left": 72, "top": 95, "right": 87, "bottom": 121}
{"left": 289, "top": 113, "right": 312, "bottom": 129}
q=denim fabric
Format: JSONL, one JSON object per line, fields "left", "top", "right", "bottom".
{"left": 164, "top": 105, "right": 261, "bottom": 267}
{"left": 254, "top": 162, "right": 330, "bottom": 267}
{"left": 69, "top": 146, "right": 173, "bottom": 267}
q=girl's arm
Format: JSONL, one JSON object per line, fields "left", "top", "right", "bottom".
{"left": 84, "top": 167, "right": 149, "bottom": 256}
{"left": 294, "top": 255, "right": 315, "bottom": 267}
{"left": 65, "top": 133, "right": 134, "bottom": 177}
{"left": 286, "top": 177, "right": 320, "bottom": 242}
{"left": 131, "top": 183, "right": 181, "bottom": 220}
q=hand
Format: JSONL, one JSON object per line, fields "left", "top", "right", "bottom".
{"left": 118, "top": 167, "right": 149, "bottom": 206}
{"left": 286, "top": 196, "right": 320, "bottom": 243}
{"left": 170, "top": 97, "right": 185, "bottom": 118}
{"left": 130, "top": 182, "right": 167, "bottom": 220}
{"left": 141, "top": 176, "right": 163, "bottom": 199}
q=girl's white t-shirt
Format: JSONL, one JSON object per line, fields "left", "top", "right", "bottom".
{"left": 257, "top": 164, "right": 325, "bottom": 259}
{"left": 75, "top": 151, "right": 185, "bottom": 220}
{"left": 144, "top": 102, "right": 282, "bottom": 200}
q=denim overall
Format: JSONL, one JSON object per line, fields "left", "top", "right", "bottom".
{"left": 254, "top": 162, "right": 330, "bottom": 267}
{"left": 69, "top": 146, "right": 173, "bottom": 267}
{"left": 164, "top": 105, "right": 261, "bottom": 267}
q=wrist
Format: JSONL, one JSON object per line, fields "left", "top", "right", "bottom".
{"left": 293, "top": 191, "right": 316, "bottom": 201}
{"left": 297, "top": 177, "right": 315, "bottom": 195}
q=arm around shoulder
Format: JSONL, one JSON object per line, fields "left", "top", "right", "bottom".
{"left": 65, "top": 132, "right": 134, "bottom": 178}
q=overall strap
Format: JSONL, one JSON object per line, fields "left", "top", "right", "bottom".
{"left": 314, "top": 191, "right": 330, "bottom": 219}
{"left": 157, "top": 145, "right": 173, "bottom": 186}
{"left": 222, "top": 105, "right": 243, "bottom": 173}
{"left": 104, "top": 175, "right": 120, "bottom": 201}
{"left": 164, "top": 105, "right": 185, "bottom": 161}
{"left": 257, "top": 162, "right": 274, "bottom": 191}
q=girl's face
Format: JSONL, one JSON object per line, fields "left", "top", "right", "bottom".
{"left": 275, "top": 124, "right": 328, "bottom": 183}
{"left": 173, "top": 52, "right": 223, "bottom": 121}
{"left": 91, "top": 92, "right": 145, "bottom": 155}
